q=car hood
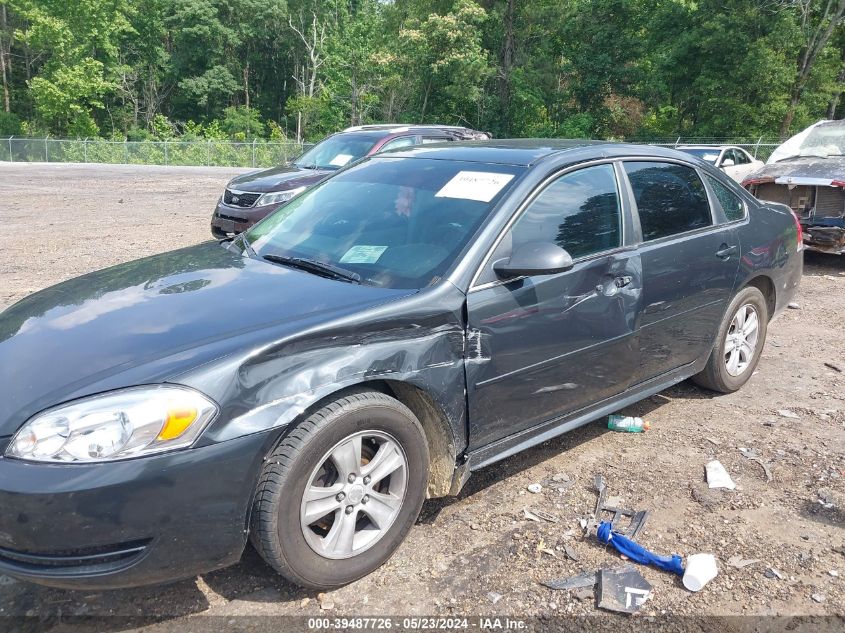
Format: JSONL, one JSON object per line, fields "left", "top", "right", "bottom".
{"left": 748, "top": 156, "right": 845, "bottom": 185}
{"left": 0, "top": 242, "right": 413, "bottom": 436}
{"left": 228, "top": 164, "right": 332, "bottom": 193}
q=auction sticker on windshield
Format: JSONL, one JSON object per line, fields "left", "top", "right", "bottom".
{"left": 339, "top": 245, "right": 388, "bottom": 264}
{"left": 435, "top": 171, "right": 515, "bottom": 202}
{"left": 330, "top": 154, "right": 354, "bottom": 167}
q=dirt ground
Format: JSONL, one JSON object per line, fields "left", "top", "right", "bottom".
{"left": 0, "top": 163, "right": 843, "bottom": 626}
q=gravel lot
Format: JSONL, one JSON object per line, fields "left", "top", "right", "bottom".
{"left": 0, "top": 163, "right": 843, "bottom": 625}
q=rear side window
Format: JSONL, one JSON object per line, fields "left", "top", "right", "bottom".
{"left": 705, "top": 174, "right": 745, "bottom": 222}
{"left": 624, "top": 162, "right": 712, "bottom": 241}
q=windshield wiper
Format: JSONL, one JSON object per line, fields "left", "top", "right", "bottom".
{"left": 239, "top": 233, "right": 256, "bottom": 256}
{"left": 261, "top": 254, "right": 361, "bottom": 284}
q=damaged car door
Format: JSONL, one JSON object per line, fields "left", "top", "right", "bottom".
{"left": 465, "top": 163, "right": 643, "bottom": 449}
{"left": 623, "top": 161, "right": 740, "bottom": 380}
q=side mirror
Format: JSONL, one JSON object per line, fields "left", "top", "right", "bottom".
{"left": 720, "top": 158, "right": 735, "bottom": 167}
{"left": 493, "top": 242, "right": 574, "bottom": 279}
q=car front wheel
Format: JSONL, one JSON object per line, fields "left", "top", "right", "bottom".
{"left": 692, "top": 286, "right": 768, "bottom": 393}
{"left": 250, "top": 390, "right": 429, "bottom": 588}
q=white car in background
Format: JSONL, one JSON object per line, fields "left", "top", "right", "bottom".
{"left": 676, "top": 145, "right": 764, "bottom": 183}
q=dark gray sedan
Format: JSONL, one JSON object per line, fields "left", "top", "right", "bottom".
{"left": 0, "top": 141, "right": 802, "bottom": 590}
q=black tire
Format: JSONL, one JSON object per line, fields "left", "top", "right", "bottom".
{"left": 692, "top": 286, "right": 769, "bottom": 393}
{"left": 250, "top": 390, "right": 429, "bottom": 589}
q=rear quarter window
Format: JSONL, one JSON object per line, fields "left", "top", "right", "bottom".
{"left": 624, "top": 162, "right": 712, "bottom": 241}
{"left": 705, "top": 174, "right": 746, "bottom": 222}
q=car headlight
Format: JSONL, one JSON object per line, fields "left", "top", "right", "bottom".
{"left": 256, "top": 186, "right": 306, "bottom": 206}
{"left": 5, "top": 386, "right": 218, "bottom": 463}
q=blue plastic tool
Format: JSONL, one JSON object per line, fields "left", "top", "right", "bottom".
{"left": 596, "top": 521, "right": 685, "bottom": 575}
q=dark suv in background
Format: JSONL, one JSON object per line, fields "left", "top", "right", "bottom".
{"left": 210, "top": 124, "right": 490, "bottom": 238}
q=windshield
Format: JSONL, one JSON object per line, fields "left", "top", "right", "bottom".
{"left": 244, "top": 157, "right": 524, "bottom": 289}
{"left": 678, "top": 148, "right": 720, "bottom": 164}
{"left": 293, "top": 133, "right": 385, "bottom": 170}
{"left": 769, "top": 121, "right": 845, "bottom": 163}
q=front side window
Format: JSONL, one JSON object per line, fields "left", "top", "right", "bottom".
{"left": 246, "top": 157, "right": 524, "bottom": 289}
{"left": 705, "top": 174, "right": 745, "bottom": 222}
{"left": 624, "top": 162, "right": 712, "bottom": 241}
{"left": 477, "top": 164, "right": 622, "bottom": 285}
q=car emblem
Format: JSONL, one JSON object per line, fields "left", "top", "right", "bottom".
{"left": 232, "top": 195, "right": 240, "bottom": 203}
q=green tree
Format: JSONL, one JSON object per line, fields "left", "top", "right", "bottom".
{"left": 11, "top": 0, "right": 133, "bottom": 134}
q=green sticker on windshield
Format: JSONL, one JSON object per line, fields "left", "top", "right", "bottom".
{"left": 339, "top": 245, "right": 388, "bottom": 264}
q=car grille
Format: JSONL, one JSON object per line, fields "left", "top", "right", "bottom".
{"left": 815, "top": 187, "right": 845, "bottom": 218}
{"left": 223, "top": 189, "right": 260, "bottom": 208}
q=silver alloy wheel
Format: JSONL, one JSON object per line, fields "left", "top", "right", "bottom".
{"left": 300, "top": 430, "right": 408, "bottom": 560}
{"left": 724, "top": 304, "right": 760, "bottom": 377}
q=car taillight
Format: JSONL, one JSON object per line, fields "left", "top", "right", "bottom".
{"left": 832, "top": 180, "right": 845, "bottom": 188}
{"left": 791, "top": 210, "right": 803, "bottom": 251}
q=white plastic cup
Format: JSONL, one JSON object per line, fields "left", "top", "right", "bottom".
{"left": 683, "top": 553, "right": 718, "bottom": 592}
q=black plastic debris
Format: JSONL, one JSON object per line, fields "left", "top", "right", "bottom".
{"left": 597, "top": 564, "right": 653, "bottom": 614}
{"left": 542, "top": 570, "right": 598, "bottom": 591}
{"left": 593, "top": 474, "right": 649, "bottom": 538}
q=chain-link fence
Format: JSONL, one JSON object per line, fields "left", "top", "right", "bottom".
{"left": 630, "top": 137, "right": 782, "bottom": 162}
{"left": 1, "top": 136, "right": 783, "bottom": 167}
{"left": 2, "top": 137, "right": 312, "bottom": 168}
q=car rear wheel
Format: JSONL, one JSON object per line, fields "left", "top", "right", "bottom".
{"left": 250, "top": 390, "right": 429, "bottom": 589}
{"left": 692, "top": 286, "right": 768, "bottom": 393}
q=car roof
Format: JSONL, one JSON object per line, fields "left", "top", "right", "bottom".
{"left": 380, "top": 139, "right": 695, "bottom": 166}
{"left": 339, "top": 124, "right": 487, "bottom": 138}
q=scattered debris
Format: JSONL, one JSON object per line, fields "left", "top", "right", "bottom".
{"left": 597, "top": 564, "right": 653, "bottom": 614}
{"left": 828, "top": 570, "right": 839, "bottom": 577}
{"left": 563, "top": 543, "right": 580, "bottom": 562}
{"left": 543, "top": 570, "right": 598, "bottom": 591}
{"left": 597, "top": 521, "right": 684, "bottom": 575}
{"left": 592, "top": 474, "right": 649, "bottom": 538}
{"left": 527, "top": 483, "right": 543, "bottom": 494}
{"left": 834, "top": 545, "right": 845, "bottom": 557}
{"left": 299, "top": 598, "right": 310, "bottom": 608}
{"left": 817, "top": 488, "right": 836, "bottom": 508}
{"left": 727, "top": 555, "right": 760, "bottom": 568}
{"left": 812, "top": 593, "right": 826, "bottom": 603}
{"left": 523, "top": 507, "right": 558, "bottom": 523}
{"left": 787, "top": 302, "right": 801, "bottom": 309}
{"left": 738, "top": 447, "right": 773, "bottom": 482}
{"left": 706, "top": 460, "right": 737, "bottom": 490}
{"left": 824, "top": 362, "right": 842, "bottom": 373}
{"left": 683, "top": 553, "right": 719, "bottom": 592}
{"left": 487, "top": 591, "right": 503, "bottom": 605}
{"left": 705, "top": 437, "right": 721, "bottom": 446}
{"left": 777, "top": 409, "right": 800, "bottom": 419}
{"left": 537, "top": 538, "right": 556, "bottom": 558}
{"left": 607, "top": 414, "right": 650, "bottom": 433}
{"left": 764, "top": 568, "right": 785, "bottom": 580}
